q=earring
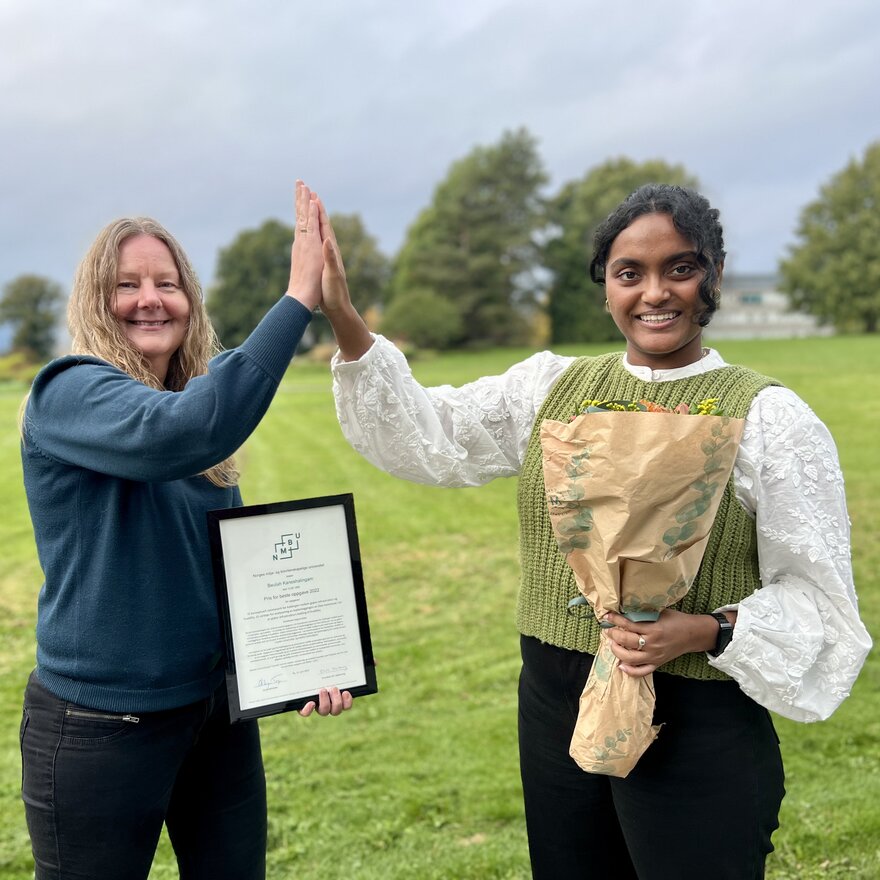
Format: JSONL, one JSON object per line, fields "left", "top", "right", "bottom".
{"left": 604, "top": 298, "right": 610, "bottom": 312}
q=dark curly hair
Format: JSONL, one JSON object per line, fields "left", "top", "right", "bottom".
{"left": 589, "top": 184, "right": 726, "bottom": 326}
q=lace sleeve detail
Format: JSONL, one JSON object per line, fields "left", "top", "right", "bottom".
{"left": 711, "top": 387, "right": 871, "bottom": 720}
{"left": 331, "top": 335, "right": 573, "bottom": 487}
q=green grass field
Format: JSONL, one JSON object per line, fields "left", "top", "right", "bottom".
{"left": 0, "top": 335, "right": 877, "bottom": 879}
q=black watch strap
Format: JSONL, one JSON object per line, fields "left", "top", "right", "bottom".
{"left": 708, "top": 612, "right": 733, "bottom": 657}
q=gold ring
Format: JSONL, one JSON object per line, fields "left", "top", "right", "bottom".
{"left": 637, "top": 635, "right": 646, "bottom": 651}
{"left": 299, "top": 227, "right": 309, "bottom": 234}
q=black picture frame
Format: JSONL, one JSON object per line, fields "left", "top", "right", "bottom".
{"left": 207, "top": 493, "right": 377, "bottom": 722}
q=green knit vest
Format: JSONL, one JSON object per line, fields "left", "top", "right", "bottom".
{"left": 516, "top": 352, "right": 779, "bottom": 680}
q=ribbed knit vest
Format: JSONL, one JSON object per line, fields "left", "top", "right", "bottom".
{"left": 516, "top": 352, "right": 779, "bottom": 680}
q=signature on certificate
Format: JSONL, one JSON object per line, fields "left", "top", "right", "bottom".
{"left": 254, "top": 674, "right": 283, "bottom": 691}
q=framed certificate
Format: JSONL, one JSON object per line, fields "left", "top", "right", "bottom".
{"left": 207, "top": 493, "right": 377, "bottom": 722}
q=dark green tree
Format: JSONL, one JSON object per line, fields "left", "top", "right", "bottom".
{"left": 209, "top": 215, "right": 389, "bottom": 347}
{"left": 209, "top": 220, "right": 293, "bottom": 348}
{"left": 0, "top": 274, "right": 66, "bottom": 361}
{"left": 780, "top": 141, "right": 880, "bottom": 333}
{"left": 545, "top": 158, "right": 699, "bottom": 344}
{"left": 388, "top": 128, "right": 547, "bottom": 348}
{"left": 381, "top": 288, "right": 463, "bottom": 350}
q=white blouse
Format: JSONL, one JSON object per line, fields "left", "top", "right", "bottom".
{"left": 331, "top": 336, "right": 872, "bottom": 723}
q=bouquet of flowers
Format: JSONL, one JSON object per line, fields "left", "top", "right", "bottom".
{"left": 540, "top": 398, "right": 744, "bottom": 777}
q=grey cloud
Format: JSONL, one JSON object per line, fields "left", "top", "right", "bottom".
{"left": 1, "top": 0, "right": 878, "bottom": 299}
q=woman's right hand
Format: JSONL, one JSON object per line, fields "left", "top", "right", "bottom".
{"left": 285, "top": 180, "right": 324, "bottom": 311}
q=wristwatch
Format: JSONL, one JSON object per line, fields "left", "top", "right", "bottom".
{"left": 708, "top": 612, "right": 733, "bottom": 657}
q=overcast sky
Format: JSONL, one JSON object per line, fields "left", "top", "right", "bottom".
{"left": 2, "top": 0, "right": 878, "bottom": 297}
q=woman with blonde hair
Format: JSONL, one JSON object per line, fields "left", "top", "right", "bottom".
{"left": 20, "top": 182, "right": 351, "bottom": 880}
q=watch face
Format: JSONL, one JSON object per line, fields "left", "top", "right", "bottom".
{"left": 711, "top": 613, "right": 733, "bottom": 657}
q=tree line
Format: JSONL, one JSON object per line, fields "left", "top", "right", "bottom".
{"left": 211, "top": 131, "right": 702, "bottom": 349}
{"left": 3, "top": 133, "right": 879, "bottom": 363}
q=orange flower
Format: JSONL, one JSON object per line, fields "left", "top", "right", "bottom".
{"left": 638, "top": 399, "right": 672, "bottom": 413}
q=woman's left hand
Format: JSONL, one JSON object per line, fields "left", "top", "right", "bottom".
{"left": 314, "top": 195, "right": 374, "bottom": 361}
{"left": 603, "top": 610, "right": 719, "bottom": 677}
{"left": 297, "top": 686, "right": 354, "bottom": 717}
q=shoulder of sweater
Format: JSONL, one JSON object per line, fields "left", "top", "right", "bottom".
{"left": 532, "top": 351, "right": 622, "bottom": 395}
{"left": 25, "top": 357, "right": 166, "bottom": 438}
{"left": 700, "top": 351, "right": 780, "bottom": 387}
{"left": 29, "top": 355, "right": 132, "bottom": 400}
{"left": 23, "top": 358, "right": 150, "bottom": 448}
{"left": 722, "top": 362, "right": 782, "bottom": 384}
{"left": 33, "top": 354, "right": 117, "bottom": 381}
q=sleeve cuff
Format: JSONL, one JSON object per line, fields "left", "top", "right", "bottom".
{"left": 330, "top": 333, "right": 380, "bottom": 371}
{"left": 238, "top": 296, "right": 312, "bottom": 381}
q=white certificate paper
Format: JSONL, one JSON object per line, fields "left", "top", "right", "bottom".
{"left": 208, "top": 494, "right": 377, "bottom": 721}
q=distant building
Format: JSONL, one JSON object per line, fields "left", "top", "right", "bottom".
{"left": 707, "top": 275, "right": 831, "bottom": 340}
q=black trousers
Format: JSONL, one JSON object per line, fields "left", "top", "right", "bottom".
{"left": 21, "top": 671, "right": 266, "bottom": 880}
{"left": 518, "top": 635, "right": 785, "bottom": 880}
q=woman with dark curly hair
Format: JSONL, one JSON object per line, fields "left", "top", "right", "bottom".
{"left": 319, "top": 183, "right": 870, "bottom": 879}
{"left": 20, "top": 181, "right": 352, "bottom": 880}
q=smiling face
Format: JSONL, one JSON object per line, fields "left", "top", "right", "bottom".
{"left": 111, "top": 234, "right": 190, "bottom": 383}
{"left": 605, "top": 212, "right": 719, "bottom": 370}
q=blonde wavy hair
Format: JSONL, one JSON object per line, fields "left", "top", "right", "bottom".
{"left": 65, "top": 217, "right": 239, "bottom": 487}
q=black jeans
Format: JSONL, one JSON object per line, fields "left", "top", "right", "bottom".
{"left": 518, "top": 635, "right": 785, "bottom": 880}
{"left": 21, "top": 671, "right": 266, "bottom": 880}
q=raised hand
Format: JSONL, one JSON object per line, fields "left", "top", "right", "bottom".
{"left": 315, "top": 197, "right": 373, "bottom": 361}
{"left": 285, "top": 180, "right": 324, "bottom": 312}
{"left": 316, "top": 197, "right": 352, "bottom": 315}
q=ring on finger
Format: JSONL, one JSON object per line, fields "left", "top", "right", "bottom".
{"left": 637, "top": 635, "right": 646, "bottom": 651}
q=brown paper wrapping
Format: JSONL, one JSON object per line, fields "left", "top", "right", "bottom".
{"left": 540, "top": 411, "right": 745, "bottom": 777}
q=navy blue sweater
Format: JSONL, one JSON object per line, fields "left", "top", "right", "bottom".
{"left": 21, "top": 296, "right": 311, "bottom": 712}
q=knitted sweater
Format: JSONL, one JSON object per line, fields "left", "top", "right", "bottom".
{"left": 21, "top": 295, "right": 311, "bottom": 712}
{"left": 516, "top": 353, "right": 778, "bottom": 680}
